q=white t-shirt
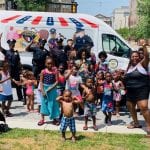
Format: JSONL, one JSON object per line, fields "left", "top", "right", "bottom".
{"left": 66, "top": 75, "right": 82, "bottom": 96}
{"left": 0, "top": 71, "right": 12, "bottom": 96}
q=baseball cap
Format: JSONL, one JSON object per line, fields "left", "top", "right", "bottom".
{"left": 7, "top": 39, "right": 16, "bottom": 45}
{"left": 49, "top": 28, "right": 56, "bottom": 34}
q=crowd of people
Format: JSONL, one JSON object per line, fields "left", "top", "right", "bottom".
{"left": 0, "top": 32, "right": 150, "bottom": 141}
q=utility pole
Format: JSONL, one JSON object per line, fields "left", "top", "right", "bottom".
{"left": 98, "top": 1, "right": 102, "bottom": 13}
{"left": 5, "top": 0, "right": 8, "bottom": 10}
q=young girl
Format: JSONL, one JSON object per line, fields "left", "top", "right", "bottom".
{"left": 82, "top": 78, "right": 98, "bottom": 131}
{"left": 101, "top": 72, "right": 113, "bottom": 125}
{"left": 0, "top": 61, "right": 13, "bottom": 117}
{"left": 38, "top": 57, "right": 60, "bottom": 126}
{"left": 112, "top": 71, "right": 125, "bottom": 117}
{"left": 57, "top": 64, "right": 66, "bottom": 96}
{"left": 65, "top": 65, "right": 85, "bottom": 115}
{"left": 13, "top": 71, "right": 37, "bottom": 112}
{"left": 96, "top": 71, "right": 105, "bottom": 108}
{"left": 97, "top": 51, "right": 109, "bottom": 73}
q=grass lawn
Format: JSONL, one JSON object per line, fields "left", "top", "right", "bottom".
{"left": 0, "top": 129, "right": 150, "bottom": 150}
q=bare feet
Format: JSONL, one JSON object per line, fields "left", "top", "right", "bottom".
{"left": 72, "top": 137, "right": 76, "bottom": 142}
{"left": 61, "top": 137, "right": 66, "bottom": 142}
{"left": 116, "top": 113, "right": 120, "bottom": 117}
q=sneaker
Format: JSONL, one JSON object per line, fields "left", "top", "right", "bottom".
{"left": 5, "top": 111, "right": 13, "bottom": 117}
{"left": 107, "top": 121, "right": 112, "bottom": 126}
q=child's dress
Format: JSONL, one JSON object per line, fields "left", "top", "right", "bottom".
{"left": 26, "top": 81, "right": 34, "bottom": 96}
{"left": 96, "top": 79, "right": 104, "bottom": 100}
{"left": 35, "top": 83, "right": 42, "bottom": 105}
{"left": 113, "top": 80, "right": 122, "bottom": 102}
{"left": 40, "top": 69, "right": 60, "bottom": 120}
{"left": 66, "top": 74, "right": 82, "bottom": 101}
{"left": 101, "top": 82, "right": 113, "bottom": 112}
{"left": 0, "top": 71, "right": 13, "bottom": 101}
{"left": 98, "top": 60, "right": 109, "bottom": 73}
{"left": 57, "top": 74, "right": 66, "bottom": 96}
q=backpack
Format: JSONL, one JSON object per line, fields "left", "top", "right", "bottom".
{"left": 0, "top": 111, "right": 9, "bottom": 133}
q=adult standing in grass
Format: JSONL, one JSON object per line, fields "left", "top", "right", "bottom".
{"left": 124, "top": 39, "right": 150, "bottom": 137}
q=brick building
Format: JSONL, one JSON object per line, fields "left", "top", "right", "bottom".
{"left": 46, "top": 0, "right": 78, "bottom": 13}
{"left": 129, "top": 0, "right": 138, "bottom": 28}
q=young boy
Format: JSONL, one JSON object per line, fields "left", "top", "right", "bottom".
{"left": 57, "top": 89, "right": 81, "bottom": 142}
{"left": 82, "top": 78, "right": 98, "bottom": 131}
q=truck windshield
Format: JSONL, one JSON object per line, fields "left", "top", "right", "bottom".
{"left": 102, "top": 34, "right": 131, "bottom": 58}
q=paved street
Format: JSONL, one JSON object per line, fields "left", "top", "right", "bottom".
{"left": 3, "top": 89, "right": 150, "bottom": 135}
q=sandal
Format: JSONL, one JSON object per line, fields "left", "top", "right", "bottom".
{"left": 5, "top": 111, "right": 13, "bottom": 117}
{"left": 38, "top": 120, "right": 45, "bottom": 126}
{"left": 83, "top": 126, "right": 88, "bottom": 130}
{"left": 93, "top": 125, "right": 98, "bottom": 131}
{"left": 53, "top": 120, "right": 60, "bottom": 126}
{"left": 127, "top": 123, "right": 142, "bottom": 129}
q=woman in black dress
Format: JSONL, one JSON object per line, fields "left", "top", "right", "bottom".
{"left": 124, "top": 39, "right": 150, "bottom": 137}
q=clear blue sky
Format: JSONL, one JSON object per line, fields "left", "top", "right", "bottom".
{"left": 76, "top": 0, "right": 129, "bottom": 16}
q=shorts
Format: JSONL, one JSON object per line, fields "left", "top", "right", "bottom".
{"left": 126, "top": 86, "right": 149, "bottom": 102}
{"left": 60, "top": 116, "right": 76, "bottom": 133}
{"left": 84, "top": 102, "right": 97, "bottom": 117}
{"left": 0, "top": 94, "right": 13, "bottom": 101}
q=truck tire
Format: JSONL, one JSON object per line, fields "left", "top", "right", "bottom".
{"left": 22, "top": 64, "right": 32, "bottom": 71}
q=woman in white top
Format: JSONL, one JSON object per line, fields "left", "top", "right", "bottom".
{"left": 124, "top": 39, "right": 150, "bottom": 137}
{"left": 0, "top": 61, "right": 13, "bottom": 117}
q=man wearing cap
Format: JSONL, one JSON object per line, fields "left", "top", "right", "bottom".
{"left": 0, "top": 33, "right": 23, "bottom": 102}
{"left": 49, "top": 34, "right": 68, "bottom": 69}
{"left": 73, "top": 28, "right": 94, "bottom": 58}
{"left": 26, "top": 38, "right": 49, "bottom": 79}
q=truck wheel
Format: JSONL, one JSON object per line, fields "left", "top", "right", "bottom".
{"left": 22, "top": 64, "right": 32, "bottom": 71}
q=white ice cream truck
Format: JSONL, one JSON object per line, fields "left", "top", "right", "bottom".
{"left": 0, "top": 10, "right": 133, "bottom": 70}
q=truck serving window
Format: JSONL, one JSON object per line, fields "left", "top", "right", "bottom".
{"left": 102, "top": 34, "right": 131, "bottom": 58}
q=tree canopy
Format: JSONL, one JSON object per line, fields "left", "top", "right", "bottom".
{"left": 14, "top": 0, "right": 47, "bottom": 11}
{"left": 136, "top": 0, "right": 150, "bottom": 38}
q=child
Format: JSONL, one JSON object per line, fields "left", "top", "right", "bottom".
{"left": 65, "top": 65, "right": 85, "bottom": 115}
{"left": 38, "top": 57, "right": 60, "bottom": 126}
{"left": 57, "top": 64, "right": 66, "bottom": 96}
{"left": 22, "top": 71, "right": 37, "bottom": 111}
{"left": 82, "top": 78, "right": 98, "bottom": 131}
{"left": 112, "top": 71, "right": 125, "bottom": 117}
{"left": 97, "top": 51, "right": 108, "bottom": 73}
{"left": 57, "top": 90, "right": 81, "bottom": 142}
{"left": 0, "top": 61, "right": 13, "bottom": 117}
{"left": 101, "top": 72, "right": 113, "bottom": 125}
{"left": 96, "top": 71, "right": 105, "bottom": 108}
{"left": 21, "top": 70, "right": 28, "bottom": 105}
{"left": 13, "top": 71, "right": 37, "bottom": 112}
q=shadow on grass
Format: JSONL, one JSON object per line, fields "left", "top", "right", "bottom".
{"left": 76, "top": 135, "right": 86, "bottom": 141}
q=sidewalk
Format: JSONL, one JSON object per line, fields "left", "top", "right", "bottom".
{"left": 5, "top": 100, "right": 149, "bottom": 135}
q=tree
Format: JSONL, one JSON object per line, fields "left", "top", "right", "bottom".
{"left": 116, "top": 28, "right": 130, "bottom": 40}
{"left": 14, "top": 0, "right": 47, "bottom": 11}
{"left": 136, "top": 0, "right": 150, "bottom": 38}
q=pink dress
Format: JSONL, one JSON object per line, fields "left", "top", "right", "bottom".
{"left": 113, "top": 80, "right": 122, "bottom": 102}
{"left": 26, "top": 81, "right": 34, "bottom": 96}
